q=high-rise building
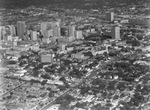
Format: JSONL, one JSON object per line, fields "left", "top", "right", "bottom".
{"left": 41, "top": 21, "right": 60, "bottom": 30}
{"left": 41, "top": 22, "right": 49, "bottom": 35}
{"left": 48, "top": 29, "right": 54, "bottom": 37}
{"left": 31, "top": 31, "right": 37, "bottom": 41}
{"left": 53, "top": 27, "right": 61, "bottom": 37}
{"left": 111, "top": 25, "right": 120, "bottom": 39}
{"left": 106, "top": 12, "right": 114, "bottom": 22}
{"left": 55, "top": 21, "right": 60, "bottom": 27}
{"left": 50, "top": 21, "right": 60, "bottom": 28}
{"left": 43, "top": 29, "right": 53, "bottom": 38}
{"left": 16, "top": 21, "right": 26, "bottom": 38}
{"left": 61, "top": 26, "right": 69, "bottom": 36}
{"left": 22, "top": 35, "right": 28, "bottom": 41}
{"left": 41, "top": 22, "right": 48, "bottom": 31}
{"left": 75, "top": 31, "right": 83, "bottom": 39}
{"left": 68, "top": 26, "right": 75, "bottom": 37}
{"left": 9, "top": 25, "right": 16, "bottom": 36}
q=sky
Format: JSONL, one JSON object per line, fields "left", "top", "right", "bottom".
{"left": 0, "top": 0, "right": 149, "bottom": 9}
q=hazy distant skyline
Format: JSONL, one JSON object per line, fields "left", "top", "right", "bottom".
{"left": 0, "top": 0, "right": 149, "bottom": 9}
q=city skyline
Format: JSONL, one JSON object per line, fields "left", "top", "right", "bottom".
{"left": 0, "top": 0, "right": 149, "bottom": 9}
{"left": 0, "top": 0, "right": 150, "bottom": 110}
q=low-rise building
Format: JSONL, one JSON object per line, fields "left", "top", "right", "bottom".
{"left": 40, "top": 53, "right": 54, "bottom": 63}
{"left": 42, "top": 37, "right": 50, "bottom": 44}
{"left": 31, "top": 31, "right": 37, "bottom": 41}
{"left": 75, "top": 31, "right": 83, "bottom": 39}
{"left": 71, "top": 53, "right": 89, "bottom": 60}
{"left": 58, "top": 44, "right": 67, "bottom": 52}
{"left": 129, "top": 17, "right": 150, "bottom": 27}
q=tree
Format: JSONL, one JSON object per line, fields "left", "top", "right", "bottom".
{"left": 109, "top": 50, "right": 118, "bottom": 57}
{"left": 83, "top": 51, "right": 93, "bottom": 57}
{"left": 28, "top": 24, "right": 34, "bottom": 30}
{"left": 59, "top": 77, "right": 66, "bottom": 82}
{"left": 30, "top": 79, "right": 40, "bottom": 83}
{"left": 44, "top": 67, "right": 55, "bottom": 73}
{"left": 48, "top": 92, "right": 54, "bottom": 97}
{"left": 105, "top": 103, "right": 113, "bottom": 108}
{"left": 59, "top": 103, "right": 70, "bottom": 110}
{"left": 136, "top": 34, "right": 143, "bottom": 40}
{"left": 113, "top": 95, "right": 119, "bottom": 100}
{"left": 80, "top": 86, "right": 90, "bottom": 95}
{"left": 117, "top": 82, "right": 126, "bottom": 91}
{"left": 127, "top": 39, "right": 140, "bottom": 46}
{"left": 107, "top": 81, "right": 117, "bottom": 90}
{"left": 58, "top": 94, "right": 74, "bottom": 103}
{"left": 75, "top": 102, "right": 88, "bottom": 108}
{"left": 41, "top": 80, "right": 47, "bottom": 86}
{"left": 58, "top": 85, "right": 66, "bottom": 91}
{"left": 91, "top": 103, "right": 102, "bottom": 110}
{"left": 130, "top": 92, "right": 144, "bottom": 107}
{"left": 19, "top": 60, "right": 26, "bottom": 67}
{"left": 41, "top": 74, "right": 51, "bottom": 79}
{"left": 32, "top": 70, "right": 40, "bottom": 77}
{"left": 36, "top": 63, "right": 44, "bottom": 69}
{"left": 141, "top": 85, "right": 150, "bottom": 95}
{"left": 64, "top": 60, "right": 71, "bottom": 65}
{"left": 10, "top": 92, "right": 13, "bottom": 96}
{"left": 119, "top": 102, "right": 133, "bottom": 110}
{"left": 47, "top": 87, "right": 52, "bottom": 91}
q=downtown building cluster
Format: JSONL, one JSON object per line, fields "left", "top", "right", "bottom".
{"left": 1, "top": 7, "right": 150, "bottom": 110}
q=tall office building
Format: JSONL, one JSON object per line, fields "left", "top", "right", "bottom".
{"left": 68, "top": 26, "right": 75, "bottom": 37}
{"left": 16, "top": 21, "right": 26, "bottom": 38}
{"left": 55, "top": 21, "right": 60, "bottom": 27}
{"left": 53, "top": 27, "right": 61, "bottom": 37}
{"left": 111, "top": 25, "right": 120, "bottom": 39}
{"left": 41, "top": 22, "right": 48, "bottom": 31}
{"left": 41, "top": 22, "right": 49, "bottom": 35}
{"left": 50, "top": 21, "right": 60, "bottom": 28}
{"left": 9, "top": 25, "right": 16, "bottom": 36}
{"left": 43, "top": 29, "right": 53, "bottom": 38}
{"left": 106, "top": 12, "right": 114, "bottom": 22}
{"left": 61, "top": 26, "right": 69, "bottom": 36}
